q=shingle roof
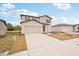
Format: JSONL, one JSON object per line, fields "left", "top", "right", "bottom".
{"left": 20, "top": 14, "right": 38, "bottom": 18}
{"left": 39, "top": 15, "right": 52, "bottom": 19}
{"left": 52, "top": 23, "right": 73, "bottom": 27}
{"left": 20, "top": 14, "right": 52, "bottom": 19}
{"left": 0, "top": 19, "right": 7, "bottom": 26}
{"left": 20, "top": 19, "right": 49, "bottom": 25}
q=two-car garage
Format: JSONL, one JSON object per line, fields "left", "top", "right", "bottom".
{"left": 21, "top": 20, "right": 44, "bottom": 34}
{"left": 23, "top": 26, "right": 42, "bottom": 33}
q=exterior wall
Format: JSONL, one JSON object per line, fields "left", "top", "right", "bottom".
{"left": 74, "top": 25, "right": 79, "bottom": 32}
{"left": 48, "top": 25, "right": 53, "bottom": 32}
{"left": 61, "top": 26, "right": 73, "bottom": 32}
{"left": 0, "top": 21, "right": 7, "bottom": 35}
{"left": 50, "top": 26, "right": 62, "bottom": 32}
{"left": 39, "top": 16, "right": 51, "bottom": 24}
{"left": 21, "top": 21, "right": 42, "bottom": 34}
{"left": 39, "top": 17, "right": 46, "bottom": 23}
{"left": 50, "top": 25, "right": 73, "bottom": 32}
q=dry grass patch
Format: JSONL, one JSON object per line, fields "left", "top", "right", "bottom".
{"left": 0, "top": 31, "right": 27, "bottom": 55}
{"left": 0, "top": 35, "right": 8, "bottom": 54}
{"left": 49, "top": 32, "right": 79, "bottom": 41}
{"left": 6, "top": 31, "right": 27, "bottom": 55}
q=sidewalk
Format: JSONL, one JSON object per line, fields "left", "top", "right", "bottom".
{"left": 11, "top": 51, "right": 29, "bottom": 56}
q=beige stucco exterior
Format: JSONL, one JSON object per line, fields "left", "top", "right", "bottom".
{"left": 51, "top": 25, "right": 73, "bottom": 32}
{"left": 0, "top": 21, "right": 7, "bottom": 35}
{"left": 60, "top": 26, "right": 73, "bottom": 32}
{"left": 39, "top": 16, "right": 50, "bottom": 24}
{"left": 21, "top": 21, "right": 42, "bottom": 34}
{"left": 20, "top": 15, "right": 52, "bottom": 34}
{"left": 50, "top": 24, "right": 79, "bottom": 33}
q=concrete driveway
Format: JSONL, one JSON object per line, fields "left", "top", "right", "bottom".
{"left": 25, "top": 33, "right": 79, "bottom": 56}
{"left": 12, "top": 33, "right": 79, "bottom": 56}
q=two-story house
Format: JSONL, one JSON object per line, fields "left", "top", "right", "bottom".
{"left": 20, "top": 14, "right": 52, "bottom": 34}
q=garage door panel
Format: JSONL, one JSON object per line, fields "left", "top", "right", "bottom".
{"left": 24, "top": 26, "right": 42, "bottom": 33}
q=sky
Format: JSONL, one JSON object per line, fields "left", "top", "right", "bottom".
{"left": 0, "top": 3, "right": 79, "bottom": 26}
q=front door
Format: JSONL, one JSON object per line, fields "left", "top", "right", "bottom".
{"left": 43, "top": 25, "right": 46, "bottom": 33}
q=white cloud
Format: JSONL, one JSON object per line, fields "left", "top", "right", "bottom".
{"left": 20, "top": 9, "right": 38, "bottom": 16}
{"left": 51, "top": 16, "right": 60, "bottom": 25}
{"left": 0, "top": 3, "right": 39, "bottom": 25}
{"left": 53, "top": 3, "right": 71, "bottom": 11}
{"left": 0, "top": 3, "right": 15, "bottom": 11}
{"left": 0, "top": 3, "right": 38, "bottom": 16}
{"left": 2, "top": 3, "right": 15, "bottom": 9}
{"left": 57, "top": 17, "right": 78, "bottom": 24}
{"left": 71, "top": 19, "right": 79, "bottom": 24}
{"left": 51, "top": 16, "right": 79, "bottom": 25}
{"left": 51, "top": 16, "right": 57, "bottom": 24}
{"left": 52, "top": 16, "right": 57, "bottom": 21}
{"left": 10, "top": 9, "right": 38, "bottom": 16}
{"left": 59, "top": 17, "right": 67, "bottom": 23}
{"left": 0, "top": 9, "right": 38, "bottom": 16}
{"left": 0, "top": 11, "right": 7, "bottom": 16}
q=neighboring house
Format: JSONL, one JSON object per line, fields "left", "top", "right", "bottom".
{"left": 20, "top": 14, "right": 52, "bottom": 34}
{"left": 0, "top": 19, "right": 7, "bottom": 35}
{"left": 50, "top": 24, "right": 79, "bottom": 33}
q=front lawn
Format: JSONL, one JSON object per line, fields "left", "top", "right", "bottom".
{"left": 0, "top": 35, "right": 8, "bottom": 54}
{"left": 49, "top": 32, "right": 79, "bottom": 41}
{"left": 6, "top": 31, "right": 27, "bottom": 55}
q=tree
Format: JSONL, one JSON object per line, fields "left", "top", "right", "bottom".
{"left": 7, "top": 23, "right": 14, "bottom": 31}
{"left": 14, "top": 25, "right": 21, "bottom": 31}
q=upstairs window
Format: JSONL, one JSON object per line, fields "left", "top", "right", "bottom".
{"left": 25, "top": 16, "right": 30, "bottom": 21}
{"left": 46, "top": 19, "right": 50, "bottom": 23}
{"left": 30, "top": 17, "right": 33, "bottom": 20}
{"left": 30, "top": 17, "right": 37, "bottom": 20}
